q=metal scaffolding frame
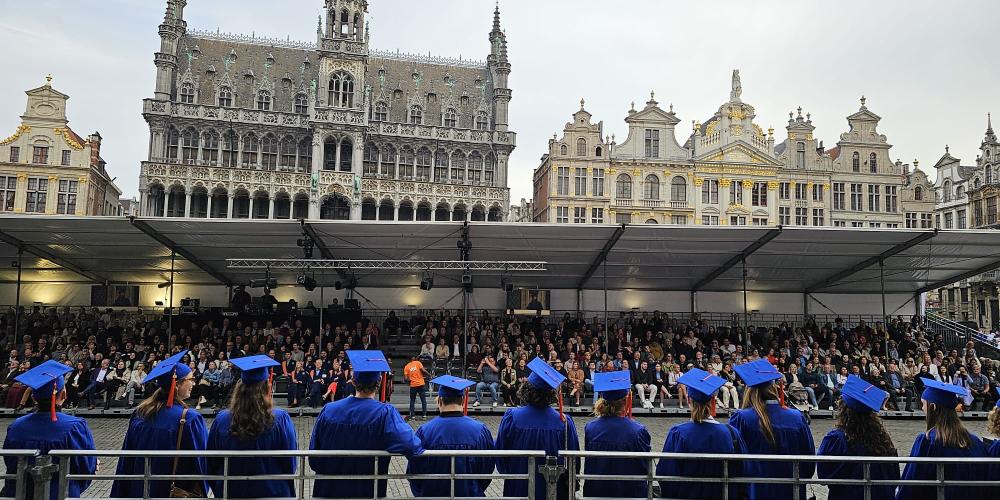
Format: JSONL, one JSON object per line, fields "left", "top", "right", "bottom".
{"left": 226, "top": 259, "right": 548, "bottom": 272}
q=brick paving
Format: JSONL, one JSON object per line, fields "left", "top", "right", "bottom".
{"left": 0, "top": 413, "right": 990, "bottom": 498}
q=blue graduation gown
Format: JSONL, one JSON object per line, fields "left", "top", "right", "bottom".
{"left": 207, "top": 408, "right": 298, "bottom": 498}
{"left": 817, "top": 428, "right": 899, "bottom": 500}
{"left": 110, "top": 405, "right": 209, "bottom": 498}
{"left": 583, "top": 416, "right": 651, "bottom": 498}
{"left": 406, "top": 412, "right": 495, "bottom": 497}
{"left": 728, "top": 403, "right": 815, "bottom": 500}
{"left": 656, "top": 419, "right": 746, "bottom": 500}
{"left": 495, "top": 406, "right": 580, "bottom": 500}
{"left": 309, "top": 396, "right": 423, "bottom": 498}
{"left": 896, "top": 429, "right": 990, "bottom": 500}
{"left": 1, "top": 412, "right": 96, "bottom": 500}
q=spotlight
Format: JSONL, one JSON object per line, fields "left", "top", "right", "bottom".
{"left": 297, "top": 274, "right": 317, "bottom": 291}
{"left": 500, "top": 275, "right": 514, "bottom": 292}
{"left": 335, "top": 275, "right": 358, "bottom": 290}
{"left": 462, "top": 273, "right": 473, "bottom": 293}
{"left": 296, "top": 235, "right": 315, "bottom": 259}
{"left": 157, "top": 281, "right": 172, "bottom": 289}
{"left": 420, "top": 273, "right": 434, "bottom": 291}
{"left": 250, "top": 278, "right": 278, "bottom": 289}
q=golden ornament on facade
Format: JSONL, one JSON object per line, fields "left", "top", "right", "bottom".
{"left": 632, "top": 168, "right": 641, "bottom": 177}
{"left": 53, "top": 128, "right": 84, "bottom": 150}
{"left": 694, "top": 178, "right": 704, "bottom": 186}
{"left": 0, "top": 125, "right": 31, "bottom": 146}
{"left": 719, "top": 179, "right": 732, "bottom": 188}
{"left": 767, "top": 181, "right": 780, "bottom": 190}
{"left": 17, "top": 173, "right": 27, "bottom": 182}
{"left": 742, "top": 180, "right": 753, "bottom": 189}
{"left": 608, "top": 168, "right": 617, "bottom": 175}
{"left": 806, "top": 181, "right": 814, "bottom": 189}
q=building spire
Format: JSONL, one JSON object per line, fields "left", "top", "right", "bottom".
{"left": 988, "top": 112, "right": 994, "bottom": 134}
{"left": 493, "top": 1, "right": 501, "bottom": 34}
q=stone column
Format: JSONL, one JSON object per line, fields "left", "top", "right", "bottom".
{"left": 334, "top": 140, "right": 342, "bottom": 173}
{"left": 184, "top": 191, "right": 191, "bottom": 218}
{"left": 692, "top": 176, "right": 702, "bottom": 225}
{"left": 353, "top": 138, "right": 364, "bottom": 177}
{"left": 207, "top": 193, "right": 214, "bottom": 218}
{"left": 767, "top": 181, "right": 778, "bottom": 225}
{"left": 269, "top": 197, "right": 275, "bottom": 219}
{"left": 227, "top": 193, "right": 234, "bottom": 219}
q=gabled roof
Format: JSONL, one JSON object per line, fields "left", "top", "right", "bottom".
{"left": 695, "top": 141, "right": 782, "bottom": 167}
{"left": 827, "top": 146, "right": 841, "bottom": 161}
{"left": 847, "top": 107, "right": 882, "bottom": 122}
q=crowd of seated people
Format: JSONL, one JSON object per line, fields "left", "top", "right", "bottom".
{"left": 2, "top": 304, "right": 999, "bottom": 413}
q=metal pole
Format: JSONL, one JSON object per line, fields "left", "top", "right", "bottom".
{"left": 168, "top": 250, "right": 175, "bottom": 348}
{"left": 742, "top": 257, "right": 749, "bottom": 350}
{"left": 880, "top": 259, "right": 888, "bottom": 357}
{"left": 603, "top": 259, "right": 609, "bottom": 354}
{"left": 14, "top": 247, "right": 23, "bottom": 350}
{"left": 319, "top": 286, "right": 325, "bottom": 338}
{"left": 462, "top": 286, "right": 469, "bottom": 379}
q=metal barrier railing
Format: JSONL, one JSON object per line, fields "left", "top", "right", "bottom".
{"left": 0, "top": 450, "right": 39, "bottom": 500}
{"left": 46, "top": 449, "right": 544, "bottom": 500}
{"left": 927, "top": 312, "right": 1000, "bottom": 359}
{"left": 10, "top": 448, "right": 1000, "bottom": 500}
{"left": 562, "top": 450, "right": 1000, "bottom": 500}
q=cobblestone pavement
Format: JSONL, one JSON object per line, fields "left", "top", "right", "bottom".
{"left": 0, "top": 414, "right": 989, "bottom": 498}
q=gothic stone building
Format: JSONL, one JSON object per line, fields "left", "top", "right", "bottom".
{"left": 0, "top": 77, "right": 122, "bottom": 217}
{"left": 533, "top": 71, "right": 935, "bottom": 229}
{"left": 139, "top": 0, "right": 514, "bottom": 221}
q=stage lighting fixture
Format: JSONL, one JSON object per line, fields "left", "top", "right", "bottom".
{"left": 296, "top": 235, "right": 315, "bottom": 259}
{"left": 335, "top": 275, "right": 358, "bottom": 290}
{"left": 297, "top": 273, "right": 317, "bottom": 291}
{"left": 462, "top": 273, "right": 473, "bottom": 293}
{"left": 157, "top": 281, "right": 171, "bottom": 289}
{"left": 250, "top": 277, "right": 278, "bottom": 289}
{"left": 499, "top": 275, "right": 514, "bottom": 292}
{"left": 420, "top": 273, "right": 434, "bottom": 291}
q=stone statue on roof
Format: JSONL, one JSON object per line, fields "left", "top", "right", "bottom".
{"left": 731, "top": 69, "right": 742, "bottom": 102}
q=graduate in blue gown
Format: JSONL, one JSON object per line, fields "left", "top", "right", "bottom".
{"left": 309, "top": 350, "right": 423, "bottom": 498}
{"left": 1, "top": 360, "right": 96, "bottom": 500}
{"left": 111, "top": 350, "right": 209, "bottom": 498}
{"left": 896, "top": 378, "right": 990, "bottom": 500}
{"left": 406, "top": 375, "right": 495, "bottom": 497}
{"left": 496, "top": 357, "right": 580, "bottom": 500}
{"left": 583, "top": 370, "right": 651, "bottom": 498}
{"left": 208, "top": 355, "right": 298, "bottom": 498}
{"left": 657, "top": 368, "right": 746, "bottom": 499}
{"left": 817, "top": 375, "right": 900, "bottom": 500}
{"left": 728, "top": 358, "right": 815, "bottom": 500}
{"left": 989, "top": 390, "right": 1000, "bottom": 485}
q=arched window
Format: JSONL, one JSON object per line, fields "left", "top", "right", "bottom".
{"left": 488, "top": 206, "right": 503, "bottom": 222}
{"left": 380, "top": 144, "right": 396, "bottom": 177}
{"left": 166, "top": 127, "right": 180, "bottom": 159}
{"left": 260, "top": 134, "right": 278, "bottom": 169}
{"left": 987, "top": 168, "right": 994, "bottom": 185}
{"left": 416, "top": 147, "right": 431, "bottom": 181}
{"left": 409, "top": 105, "right": 423, "bottom": 125}
{"left": 670, "top": 176, "right": 687, "bottom": 202}
{"left": 852, "top": 151, "right": 860, "bottom": 172}
{"left": 943, "top": 180, "right": 952, "bottom": 202}
{"left": 468, "top": 152, "right": 484, "bottom": 184}
{"left": 434, "top": 148, "right": 448, "bottom": 182}
{"left": 361, "top": 198, "right": 377, "bottom": 220}
{"left": 190, "top": 187, "right": 208, "bottom": 218}
{"left": 475, "top": 112, "right": 489, "bottom": 131}
{"left": 595, "top": 146, "right": 603, "bottom": 157}
{"left": 560, "top": 144, "right": 568, "bottom": 155}
{"left": 292, "top": 193, "right": 309, "bottom": 219}
{"left": 869, "top": 152, "right": 878, "bottom": 173}
{"left": 181, "top": 128, "right": 198, "bottom": 162}
{"left": 363, "top": 142, "right": 379, "bottom": 175}
{"left": 210, "top": 188, "right": 228, "bottom": 218}
{"left": 974, "top": 178, "right": 981, "bottom": 189}
{"left": 232, "top": 190, "right": 251, "bottom": 219}
{"left": 914, "top": 186, "right": 923, "bottom": 201}
{"left": 399, "top": 147, "right": 415, "bottom": 178}
{"left": 179, "top": 82, "right": 195, "bottom": 104}
{"left": 166, "top": 185, "right": 185, "bottom": 218}
{"left": 616, "top": 174, "right": 633, "bottom": 199}
{"left": 956, "top": 186, "right": 964, "bottom": 200}
{"left": 398, "top": 201, "right": 415, "bottom": 221}
{"left": 252, "top": 191, "right": 270, "bottom": 219}
{"left": 202, "top": 130, "right": 219, "bottom": 164}
{"left": 444, "top": 108, "right": 458, "bottom": 128}
{"left": 643, "top": 174, "right": 660, "bottom": 200}
{"left": 453, "top": 204, "right": 468, "bottom": 222}
{"left": 484, "top": 153, "right": 496, "bottom": 186}
{"left": 378, "top": 200, "right": 394, "bottom": 221}
{"left": 297, "top": 138, "right": 312, "bottom": 170}
{"left": 577, "top": 138, "right": 587, "bottom": 156}
{"left": 328, "top": 71, "right": 354, "bottom": 108}
{"left": 222, "top": 131, "right": 238, "bottom": 167}
{"left": 242, "top": 133, "right": 259, "bottom": 167}
{"left": 435, "top": 203, "right": 451, "bottom": 221}
{"left": 339, "top": 137, "right": 353, "bottom": 172}
{"left": 450, "top": 150, "right": 466, "bottom": 183}
{"left": 416, "top": 202, "right": 432, "bottom": 221}
{"left": 218, "top": 86, "right": 233, "bottom": 107}
{"left": 147, "top": 184, "right": 165, "bottom": 217}
{"left": 795, "top": 142, "right": 806, "bottom": 168}
{"left": 646, "top": 218, "right": 658, "bottom": 224}
{"left": 372, "top": 101, "right": 388, "bottom": 122}
{"left": 293, "top": 93, "right": 308, "bottom": 114}
{"left": 256, "top": 90, "right": 271, "bottom": 111}
{"left": 320, "top": 195, "right": 351, "bottom": 220}
{"left": 339, "top": 9, "right": 350, "bottom": 37}
{"left": 279, "top": 136, "right": 296, "bottom": 169}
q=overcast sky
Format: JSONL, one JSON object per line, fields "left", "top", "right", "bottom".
{"left": 2, "top": 0, "right": 998, "bottom": 201}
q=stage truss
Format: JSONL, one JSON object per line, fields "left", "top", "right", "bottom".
{"left": 226, "top": 259, "right": 548, "bottom": 272}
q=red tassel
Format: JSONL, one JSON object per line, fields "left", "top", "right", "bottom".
{"left": 625, "top": 391, "right": 633, "bottom": 419}
{"left": 463, "top": 389, "right": 469, "bottom": 416}
{"left": 268, "top": 370, "right": 275, "bottom": 396}
{"left": 710, "top": 397, "right": 717, "bottom": 418}
{"left": 166, "top": 373, "right": 177, "bottom": 408}
{"left": 778, "top": 384, "right": 786, "bottom": 409}
{"left": 50, "top": 382, "right": 57, "bottom": 422}
{"left": 380, "top": 373, "right": 388, "bottom": 402}
{"left": 557, "top": 390, "right": 566, "bottom": 423}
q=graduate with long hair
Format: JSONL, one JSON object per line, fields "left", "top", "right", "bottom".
{"left": 1, "top": 361, "right": 96, "bottom": 500}
{"left": 111, "top": 350, "right": 208, "bottom": 498}
{"left": 583, "top": 370, "right": 651, "bottom": 498}
{"left": 729, "top": 358, "right": 815, "bottom": 500}
{"left": 207, "top": 355, "right": 297, "bottom": 498}
{"left": 817, "top": 375, "right": 899, "bottom": 500}
{"left": 896, "top": 379, "right": 990, "bottom": 500}
{"left": 496, "top": 357, "right": 580, "bottom": 500}
{"left": 657, "top": 367, "right": 746, "bottom": 499}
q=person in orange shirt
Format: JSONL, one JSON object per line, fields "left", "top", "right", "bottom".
{"left": 403, "top": 355, "right": 430, "bottom": 421}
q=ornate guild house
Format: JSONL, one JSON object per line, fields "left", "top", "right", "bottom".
{"left": 139, "top": 0, "right": 514, "bottom": 221}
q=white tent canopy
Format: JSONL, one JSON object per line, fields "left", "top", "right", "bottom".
{"left": 0, "top": 215, "right": 998, "bottom": 295}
